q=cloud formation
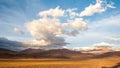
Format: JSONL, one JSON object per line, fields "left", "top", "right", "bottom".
{"left": 0, "top": 0, "right": 118, "bottom": 51}
{"left": 25, "top": 7, "right": 88, "bottom": 48}
{"left": 0, "top": 36, "right": 118, "bottom": 52}
{"left": 66, "top": 8, "right": 79, "bottom": 19}
{"left": 14, "top": 27, "right": 24, "bottom": 34}
{"left": 39, "top": 6, "right": 64, "bottom": 17}
{"left": 0, "top": 37, "right": 24, "bottom": 50}
{"left": 73, "top": 42, "right": 114, "bottom": 54}
{"left": 80, "top": 0, "right": 115, "bottom": 16}
{"left": 107, "top": 37, "right": 120, "bottom": 41}
{"left": 93, "top": 42, "right": 114, "bottom": 48}
{"left": 25, "top": 0, "right": 115, "bottom": 48}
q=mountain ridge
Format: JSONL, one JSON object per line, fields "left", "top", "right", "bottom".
{"left": 0, "top": 48, "right": 119, "bottom": 59}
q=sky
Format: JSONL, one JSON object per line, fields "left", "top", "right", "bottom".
{"left": 0, "top": 0, "right": 120, "bottom": 51}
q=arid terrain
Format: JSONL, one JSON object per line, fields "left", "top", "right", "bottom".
{"left": 0, "top": 57, "right": 120, "bottom": 68}
{"left": 0, "top": 48, "right": 120, "bottom": 68}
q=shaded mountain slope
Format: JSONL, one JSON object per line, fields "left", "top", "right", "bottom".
{"left": 94, "top": 51, "right": 120, "bottom": 58}
{"left": 0, "top": 48, "right": 120, "bottom": 59}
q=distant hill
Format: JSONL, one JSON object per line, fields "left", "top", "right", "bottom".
{"left": 94, "top": 51, "right": 120, "bottom": 58}
{"left": 20, "top": 48, "right": 44, "bottom": 54}
{"left": 31, "top": 49, "right": 82, "bottom": 58}
{"left": 0, "top": 48, "right": 16, "bottom": 53}
{"left": 0, "top": 48, "right": 19, "bottom": 58}
{"left": 0, "top": 48, "right": 120, "bottom": 59}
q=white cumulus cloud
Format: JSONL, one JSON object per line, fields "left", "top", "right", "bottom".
{"left": 38, "top": 6, "right": 64, "bottom": 17}
{"left": 73, "top": 42, "right": 114, "bottom": 54}
{"left": 93, "top": 42, "right": 114, "bottom": 48}
{"left": 66, "top": 8, "right": 79, "bottom": 18}
{"left": 80, "top": 0, "right": 115, "bottom": 17}
{"left": 25, "top": 7, "right": 88, "bottom": 48}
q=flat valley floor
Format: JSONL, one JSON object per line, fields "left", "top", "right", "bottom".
{"left": 0, "top": 56, "right": 120, "bottom": 68}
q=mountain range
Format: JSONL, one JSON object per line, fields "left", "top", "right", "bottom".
{"left": 0, "top": 48, "right": 120, "bottom": 59}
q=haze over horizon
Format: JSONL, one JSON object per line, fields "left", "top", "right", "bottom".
{"left": 0, "top": 0, "right": 120, "bottom": 51}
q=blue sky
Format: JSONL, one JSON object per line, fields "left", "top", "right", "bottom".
{"left": 0, "top": 0, "right": 120, "bottom": 50}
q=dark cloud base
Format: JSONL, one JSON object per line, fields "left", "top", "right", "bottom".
{"left": 0, "top": 37, "right": 67, "bottom": 51}
{"left": 0, "top": 37, "right": 24, "bottom": 51}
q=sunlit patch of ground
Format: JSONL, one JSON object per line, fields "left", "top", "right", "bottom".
{"left": 0, "top": 56, "right": 120, "bottom": 68}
